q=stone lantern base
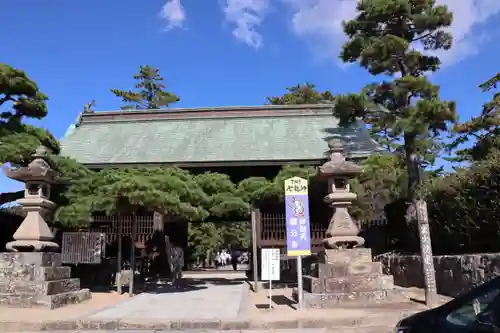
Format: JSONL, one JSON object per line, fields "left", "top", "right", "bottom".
{"left": 297, "top": 248, "right": 405, "bottom": 308}
{"left": 0, "top": 252, "right": 91, "bottom": 309}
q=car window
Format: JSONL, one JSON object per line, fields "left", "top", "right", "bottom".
{"left": 445, "top": 287, "right": 500, "bottom": 327}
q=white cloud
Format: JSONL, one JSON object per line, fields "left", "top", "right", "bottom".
{"left": 220, "top": 0, "right": 269, "bottom": 48}
{"left": 283, "top": 0, "right": 500, "bottom": 66}
{"left": 159, "top": 0, "right": 186, "bottom": 31}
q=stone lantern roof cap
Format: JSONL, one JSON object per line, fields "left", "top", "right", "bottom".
{"left": 318, "top": 139, "right": 363, "bottom": 178}
{"left": 4, "top": 145, "right": 60, "bottom": 183}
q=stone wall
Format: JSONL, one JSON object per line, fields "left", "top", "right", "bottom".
{"left": 377, "top": 253, "right": 500, "bottom": 298}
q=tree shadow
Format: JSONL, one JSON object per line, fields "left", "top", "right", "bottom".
{"left": 135, "top": 277, "right": 246, "bottom": 294}
{"left": 182, "top": 277, "right": 247, "bottom": 286}
{"left": 322, "top": 122, "right": 385, "bottom": 157}
{"left": 255, "top": 295, "right": 297, "bottom": 310}
{"left": 270, "top": 294, "right": 296, "bottom": 309}
{"left": 140, "top": 283, "right": 208, "bottom": 294}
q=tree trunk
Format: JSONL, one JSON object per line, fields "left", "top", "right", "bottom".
{"left": 404, "top": 134, "right": 421, "bottom": 202}
{"left": 404, "top": 133, "right": 422, "bottom": 252}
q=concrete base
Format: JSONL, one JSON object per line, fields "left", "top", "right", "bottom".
{"left": 302, "top": 248, "right": 404, "bottom": 308}
{"left": 0, "top": 252, "right": 91, "bottom": 309}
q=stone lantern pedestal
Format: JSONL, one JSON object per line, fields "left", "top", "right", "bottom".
{"left": 0, "top": 146, "right": 91, "bottom": 309}
{"left": 300, "top": 140, "right": 404, "bottom": 308}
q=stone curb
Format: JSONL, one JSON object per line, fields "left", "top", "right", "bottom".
{"left": 0, "top": 312, "right": 412, "bottom": 331}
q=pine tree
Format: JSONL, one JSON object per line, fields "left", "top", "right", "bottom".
{"left": 111, "top": 65, "right": 179, "bottom": 110}
{"left": 267, "top": 83, "right": 335, "bottom": 105}
{"left": 0, "top": 63, "right": 59, "bottom": 205}
{"left": 452, "top": 73, "right": 500, "bottom": 162}
{"left": 333, "top": 0, "right": 457, "bottom": 201}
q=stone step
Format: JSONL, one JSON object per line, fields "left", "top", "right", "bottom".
{"left": 0, "top": 288, "right": 91, "bottom": 309}
{"left": 298, "top": 289, "right": 409, "bottom": 309}
{"left": 0, "top": 252, "right": 61, "bottom": 268}
{"left": 319, "top": 248, "right": 372, "bottom": 265}
{"left": 304, "top": 274, "right": 394, "bottom": 293}
{"left": 0, "top": 265, "right": 71, "bottom": 282}
{"left": 314, "top": 262, "right": 383, "bottom": 279}
{"left": 324, "top": 274, "right": 394, "bottom": 293}
{"left": 0, "top": 278, "right": 80, "bottom": 295}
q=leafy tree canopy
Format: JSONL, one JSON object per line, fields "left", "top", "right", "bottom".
{"left": 54, "top": 167, "right": 253, "bottom": 228}
{"left": 451, "top": 73, "right": 500, "bottom": 162}
{"left": 420, "top": 150, "right": 500, "bottom": 254}
{"left": 333, "top": 0, "right": 457, "bottom": 200}
{"left": 111, "top": 65, "right": 180, "bottom": 110}
{"left": 0, "top": 63, "right": 59, "bottom": 206}
{"left": 267, "top": 83, "right": 335, "bottom": 105}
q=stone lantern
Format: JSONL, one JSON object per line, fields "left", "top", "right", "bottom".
{"left": 0, "top": 146, "right": 91, "bottom": 308}
{"left": 4, "top": 146, "right": 60, "bottom": 251}
{"left": 299, "top": 140, "right": 402, "bottom": 308}
{"left": 318, "top": 139, "right": 364, "bottom": 249}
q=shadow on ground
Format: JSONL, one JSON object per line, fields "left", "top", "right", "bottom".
{"left": 135, "top": 277, "right": 247, "bottom": 294}
{"left": 80, "top": 274, "right": 247, "bottom": 294}
{"left": 255, "top": 294, "right": 297, "bottom": 310}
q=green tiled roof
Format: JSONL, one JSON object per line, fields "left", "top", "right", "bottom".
{"left": 60, "top": 104, "right": 382, "bottom": 166}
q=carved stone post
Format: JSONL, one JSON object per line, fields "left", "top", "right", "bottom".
{"left": 416, "top": 200, "right": 438, "bottom": 307}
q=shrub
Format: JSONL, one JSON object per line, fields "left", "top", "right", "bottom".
{"left": 424, "top": 150, "right": 500, "bottom": 254}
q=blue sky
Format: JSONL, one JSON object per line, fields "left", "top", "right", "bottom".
{"left": 1, "top": 0, "right": 500, "bottom": 194}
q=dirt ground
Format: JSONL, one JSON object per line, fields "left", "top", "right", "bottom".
{"left": 245, "top": 283, "right": 453, "bottom": 322}
{"left": 0, "top": 280, "right": 453, "bottom": 325}
{"left": 0, "top": 292, "right": 129, "bottom": 322}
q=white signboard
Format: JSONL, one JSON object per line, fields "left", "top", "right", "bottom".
{"left": 261, "top": 248, "right": 280, "bottom": 281}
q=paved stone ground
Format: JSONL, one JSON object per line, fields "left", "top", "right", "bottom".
{"left": 0, "top": 273, "right": 450, "bottom": 332}
{"left": 13, "top": 329, "right": 392, "bottom": 333}
{"left": 87, "top": 272, "right": 247, "bottom": 321}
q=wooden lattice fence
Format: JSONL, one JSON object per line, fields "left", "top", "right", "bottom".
{"left": 255, "top": 210, "right": 389, "bottom": 253}
{"left": 89, "top": 214, "right": 156, "bottom": 248}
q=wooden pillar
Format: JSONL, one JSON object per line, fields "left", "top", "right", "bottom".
{"left": 129, "top": 213, "right": 137, "bottom": 297}
{"left": 251, "top": 208, "right": 261, "bottom": 292}
{"left": 117, "top": 218, "right": 123, "bottom": 294}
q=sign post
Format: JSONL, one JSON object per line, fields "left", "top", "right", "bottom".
{"left": 284, "top": 177, "right": 311, "bottom": 310}
{"left": 416, "top": 200, "right": 438, "bottom": 307}
{"left": 261, "top": 248, "right": 280, "bottom": 309}
{"left": 251, "top": 209, "right": 260, "bottom": 292}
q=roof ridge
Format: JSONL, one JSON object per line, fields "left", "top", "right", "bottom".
{"left": 76, "top": 104, "right": 335, "bottom": 126}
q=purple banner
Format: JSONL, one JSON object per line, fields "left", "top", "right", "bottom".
{"left": 285, "top": 185, "right": 312, "bottom": 257}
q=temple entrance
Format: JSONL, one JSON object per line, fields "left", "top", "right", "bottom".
{"left": 183, "top": 220, "right": 251, "bottom": 272}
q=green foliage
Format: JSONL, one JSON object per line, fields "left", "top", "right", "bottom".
{"left": 451, "top": 73, "right": 500, "bottom": 162}
{"left": 111, "top": 65, "right": 179, "bottom": 110}
{"left": 194, "top": 172, "right": 249, "bottom": 217}
{"left": 422, "top": 151, "right": 500, "bottom": 254}
{"left": 334, "top": 0, "right": 457, "bottom": 201}
{"left": 267, "top": 83, "right": 335, "bottom": 105}
{"left": 187, "top": 221, "right": 251, "bottom": 261}
{"left": 0, "top": 63, "right": 59, "bottom": 206}
{"left": 0, "top": 63, "right": 59, "bottom": 166}
{"left": 187, "top": 222, "right": 224, "bottom": 259}
{"left": 237, "top": 177, "right": 275, "bottom": 203}
{"left": 357, "top": 154, "right": 406, "bottom": 203}
{"left": 55, "top": 167, "right": 211, "bottom": 227}
{"left": 223, "top": 221, "right": 251, "bottom": 249}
